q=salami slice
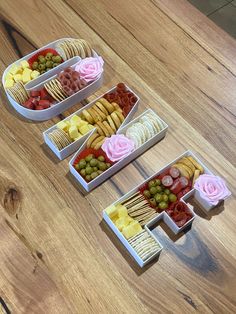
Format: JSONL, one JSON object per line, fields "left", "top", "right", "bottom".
{"left": 169, "top": 167, "right": 180, "bottom": 179}
{"left": 117, "top": 82, "right": 126, "bottom": 90}
{"left": 161, "top": 175, "right": 174, "bottom": 187}
{"left": 173, "top": 212, "right": 186, "bottom": 221}
{"left": 170, "top": 178, "right": 182, "bottom": 194}
{"left": 64, "top": 67, "right": 73, "bottom": 73}
{"left": 62, "top": 78, "right": 70, "bottom": 86}
{"left": 64, "top": 72, "right": 72, "bottom": 80}
{"left": 72, "top": 72, "right": 80, "bottom": 81}
{"left": 176, "top": 217, "right": 188, "bottom": 227}
{"left": 179, "top": 176, "right": 189, "bottom": 188}
{"left": 130, "top": 96, "right": 137, "bottom": 104}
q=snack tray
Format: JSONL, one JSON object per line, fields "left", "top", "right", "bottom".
{"left": 2, "top": 38, "right": 103, "bottom": 121}
{"left": 43, "top": 84, "right": 140, "bottom": 160}
{"left": 69, "top": 107, "right": 168, "bottom": 192}
{"left": 102, "top": 150, "right": 230, "bottom": 267}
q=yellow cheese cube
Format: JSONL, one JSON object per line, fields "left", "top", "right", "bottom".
{"left": 57, "top": 121, "right": 68, "bottom": 131}
{"left": 31, "top": 70, "right": 40, "bottom": 79}
{"left": 9, "top": 64, "right": 22, "bottom": 75}
{"left": 115, "top": 216, "right": 131, "bottom": 231}
{"left": 70, "top": 115, "right": 82, "bottom": 126}
{"left": 23, "top": 68, "right": 32, "bottom": 74}
{"left": 117, "top": 205, "right": 128, "bottom": 218}
{"left": 5, "top": 78, "right": 14, "bottom": 88}
{"left": 13, "top": 74, "right": 22, "bottom": 82}
{"left": 62, "top": 121, "right": 71, "bottom": 132}
{"left": 20, "top": 60, "right": 29, "bottom": 69}
{"left": 22, "top": 69, "right": 32, "bottom": 83}
{"left": 69, "top": 125, "right": 79, "bottom": 139}
{"left": 105, "top": 205, "right": 118, "bottom": 219}
{"left": 122, "top": 221, "right": 142, "bottom": 239}
{"left": 79, "top": 124, "right": 90, "bottom": 135}
{"left": 111, "top": 215, "right": 119, "bottom": 223}
{"left": 77, "top": 119, "right": 88, "bottom": 128}
{"left": 5, "top": 72, "right": 13, "bottom": 80}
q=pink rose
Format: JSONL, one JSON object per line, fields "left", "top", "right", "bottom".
{"left": 194, "top": 174, "right": 231, "bottom": 205}
{"left": 102, "top": 134, "right": 135, "bottom": 162}
{"left": 75, "top": 57, "right": 104, "bottom": 83}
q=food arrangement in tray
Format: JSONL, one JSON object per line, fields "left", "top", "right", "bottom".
{"left": 103, "top": 150, "right": 231, "bottom": 267}
{"left": 2, "top": 38, "right": 103, "bottom": 120}
{"left": 68, "top": 91, "right": 168, "bottom": 192}
{"left": 43, "top": 83, "right": 140, "bottom": 160}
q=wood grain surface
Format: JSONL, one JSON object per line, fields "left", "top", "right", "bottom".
{"left": 0, "top": 0, "right": 235, "bottom": 313}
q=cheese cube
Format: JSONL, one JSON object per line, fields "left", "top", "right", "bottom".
{"left": 70, "top": 115, "right": 82, "bottom": 126}
{"left": 5, "top": 72, "right": 13, "bottom": 80}
{"left": 111, "top": 215, "right": 119, "bottom": 223}
{"left": 122, "top": 221, "right": 142, "bottom": 239}
{"left": 79, "top": 124, "right": 90, "bottom": 135}
{"left": 115, "top": 216, "right": 131, "bottom": 231}
{"left": 117, "top": 205, "right": 128, "bottom": 218}
{"left": 61, "top": 121, "right": 70, "bottom": 132}
{"left": 31, "top": 70, "right": 40, "bottom": 79}
{"left": 23, "top": 68, "right": 32, "bottom": 74}
{"left": 9, "top": 64, "right": 22, "bottom": 75}
{"left": 5, "top": 78, "right": 14, "bottom": 88}
{"left": 69, "top": 125, "right": 79, "bottom": 139}
{"left": 57, "top": 121, "right": 68, "bottom": 131}
{"left": 13, "top": 74, "right": 22, "bottom": 82}
{"left": 105, "top": 205, "right": 118, "bottom": 219}
{"left": 22, "top": 68, "right": 32, "bottom": 83}
{"left": 20, "top": 60, "right": 29, "bottom": 69}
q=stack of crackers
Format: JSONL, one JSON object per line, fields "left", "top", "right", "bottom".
{"left": 82, "top": 98, "right": 125, "bottom": 149}
{"left": 6, "top": 81, "right": 29, "bottom": 104}
{"left": 126, "top": 112, "right": 165, "bottom": 148}
{"left": 86, "top": 133, "right": 106, "bottom": 150}
{"left": 128, "top": 230, "right": 161, "bottom": 261}
{"left": 44, "top": 78, "right": 67, "bottom": 102}
{"left": 121, "top": 192, "right": 157, "bottom": 227}
{"left": 48, "top": 129, "right": 72, "bottom": 150}
{"left": 82, "top": 98, "right": 125, "bottom": 137}
{"left": 56, "top": 39, "right": 92, "bottom": 60}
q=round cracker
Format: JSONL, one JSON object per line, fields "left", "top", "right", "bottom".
{"left": 88, "top": 107, "right": 101, "bottom": 123}
{"left": 94, "top": 123, "right": 105, "bottom": 136}
{"left": 94, "top": 138, "right": 106, "bottom": 150}
{"left": 103, "top": 121, "right": 115, "bottom": 136}
{"left": 50, "top": 79, "right": 67, "bottom": 98}
{"left": 178, "top": 157, "right": 195, "bottom": 173}
{"left": 126, "top": 132, "right": 141, "bottom": 148}
{"left": 111, "top": 112, "right": 121, "bottom": 129}
{"left": 82, "top": 109, "right": 94, "bottom": 124}
{"left": 44, "top": 84, "right": 62, "bottom": 102}
{"left": 142, "top": 120, "right": 156, "bottom": 137}
{"left": 86, "top": 133, "right": 100, "bottom": 147}
{"left": 95, "top": 101, "right": 108, "bottom": 115}
{"left": 107, "top": 115, "right": 117, "bottom": 132}
{"left": 92, "top": 105, "right": 107, "bottom": 120}
{"left": 114, "top": 110, "right": 124, "bottom": 123}
{"left": 111, "top": 102, "right": 121, "bottom": 111}
{"left": 97, "top": 121, "right": 110, "bottom": 137}
{"left": 59, "top": 42, "right": 70, "bottom": 60}
{"left": 90, "top": 135, "right": 105, "bottom": 148}
{"left": 80, "top": 39, "right": 92, "bottom": 57}
{"left": 99, "top": 98, "right": 114, "bottom": 114}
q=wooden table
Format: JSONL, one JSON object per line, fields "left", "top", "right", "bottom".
{"left": 0, "top": 0, "right": 236, "bottom": 313}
